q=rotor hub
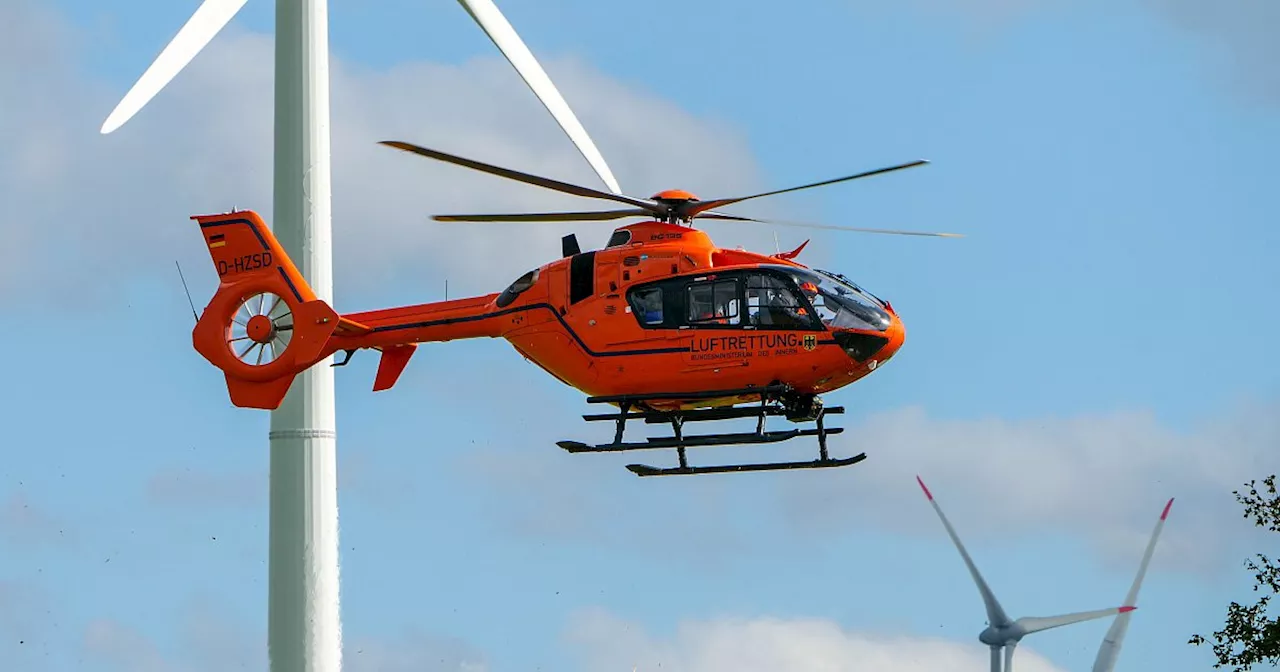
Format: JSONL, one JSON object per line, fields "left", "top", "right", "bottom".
{"left": 650, "top": 188, "right": 699, "bottom": 202}
{"left": 246, "top": 314, "right": 276, "bottom": 344}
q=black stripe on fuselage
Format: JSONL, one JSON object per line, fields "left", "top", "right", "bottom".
{"left": 367, "top": 302, "right": 839, "bottom": 358}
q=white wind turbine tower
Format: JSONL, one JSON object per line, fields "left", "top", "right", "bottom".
{"left": 1091, "top": 498, "right": 1173, "bottom": 672}
{"left": 99, "top": 0, "right": 619, "bottom": 670}
{"left": 916, "top": 476, "right": 1136, "bottom": 672}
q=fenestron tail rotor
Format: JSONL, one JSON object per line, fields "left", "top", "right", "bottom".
{"left": 228, "top": 292, "right": 294, "bottom": 367}
{"left": 380, "top": 140, "right": 958, "bottom": 238}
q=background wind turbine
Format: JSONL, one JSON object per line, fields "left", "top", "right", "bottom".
{"left": 916, "top": 476, "right": 1135, "bottom": 672}
{"left": 1092, "top": 498, "right": 1174, "bottom": 672}
{"left": 101, "top": 0, "right": 626, "bottom": 670}
{"left": 103, "top": 1, "right": 342, "bottom": 669}
{"left": 454, "top": 0, "right": 621, "bottom": 194}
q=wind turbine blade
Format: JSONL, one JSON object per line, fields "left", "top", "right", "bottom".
{"left": 1091, "top": 498, "right": 1173, "bottom": 672}
{"left": 916, "top": 476, "right": 1012, "bottom": 628}
{"left": 1016, "top": 606, "right": 1135, "bottom": 635}
{"left": 100, "top": 0, "right": 250, "bottom": 134}
{"left": 455, "top": 0, "right": 622, "bottom": 195}
{"left": 1004, "top": 641, "right": 1017, "bottom": 672}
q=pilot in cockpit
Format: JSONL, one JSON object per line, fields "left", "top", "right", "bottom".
{"left": 764, "top": 283, "right": 811, "bottom": 328}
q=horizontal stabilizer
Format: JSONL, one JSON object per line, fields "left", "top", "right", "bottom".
{"left": 335, "top": 316, "right": 373, "bottom": 337}
{"left": 373, "top": 344, "right": 417, "bottom": 392}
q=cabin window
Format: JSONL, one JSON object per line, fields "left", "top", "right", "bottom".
{"left": 569, "top": 251, "right": 596, "bottom": 304}
{"left": 606, "top": 229, "right": 632, "bottom": 247}
{"left": 496, "top": 268, "right": 539, "bottom": 308}
{"left": 628, "top": 286, "right": 665, "bottom": 326}
{"left": 745, "top": 272, "right": 820, "bottom": 329}
{"left": 686, "top": 279, "right": 741, "bottom": 326}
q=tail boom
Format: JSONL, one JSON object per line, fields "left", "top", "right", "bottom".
{"left": 330, "top": 294, "right": 506, "bottom": 350}
{"left": 189, "top": 210, "right": 509, "bottom": 410}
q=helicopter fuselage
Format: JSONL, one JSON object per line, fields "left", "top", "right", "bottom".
{"left": 333, "top": 220, "right": 906, "bottom": 410}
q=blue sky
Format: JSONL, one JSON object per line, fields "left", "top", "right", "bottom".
{"left": 2, "top": 0, "right": 1277, "bottom": 670}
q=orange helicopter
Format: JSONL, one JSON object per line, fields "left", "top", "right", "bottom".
{"left": 188, "top": 140, "right": 959, "bottom": 477}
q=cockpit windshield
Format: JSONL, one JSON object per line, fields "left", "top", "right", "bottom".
{"left": 781, "top": 267, "right": 892, "bottom": 332}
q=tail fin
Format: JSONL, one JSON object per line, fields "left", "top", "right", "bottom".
{"left": 190, "top": 210, "right": 344, "bottom": 410}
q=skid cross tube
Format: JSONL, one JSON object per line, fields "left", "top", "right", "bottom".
{"left": 556, "top": 384, "right": 866, "bottom": 477}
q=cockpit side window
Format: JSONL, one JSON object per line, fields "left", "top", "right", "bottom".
{"left": 495, "top": 268, "right": 539, "bottom": 308}
{"left": 628, "top": 286, "right": 665, "bottom": 326}
{"left": 783, "top": 267, "right": 891, "bottom": 332}
{"left": 745, "top": 272, "right": 822, "bottom": 330}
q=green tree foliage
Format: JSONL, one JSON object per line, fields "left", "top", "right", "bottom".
{"left": 1190, "top": 475, "right": 1280, "bottom": 669}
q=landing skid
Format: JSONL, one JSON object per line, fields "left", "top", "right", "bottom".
{"left": 556, "top": 384, "right": 867, "bottom": 477}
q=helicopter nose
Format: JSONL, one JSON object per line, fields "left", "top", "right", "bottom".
{"left": 833, "top": 315, "right": 905, "bottom": 367}
{"left": 880, "top": 314, "right": 906, "bottom": 363}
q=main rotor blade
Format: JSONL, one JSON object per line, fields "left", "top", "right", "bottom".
{"left": 100, "top": 0, "right": 249, "bottom": 134}
{"left": 917, "top": 476, "right": 1013, "bottom": 628}
{"left": 699, "top": 212, "right": 962, "bottom": 238}
{"left": 1092, "top": 498, "right": 1173, "bottom": 672}
{"left": 379, "top": 140, "right": 661, "bottom": 212}
{"left": 686, "top": 159, "right": 929, "bottom": 217}
{"left": 432, "top": 209, "right": 652, "bottom": 222}
{"left": 456, "top": 0, "right": 622, "bottom": 194}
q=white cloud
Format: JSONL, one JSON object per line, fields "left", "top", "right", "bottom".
{"left": 0, "top": 0, "right": 779, "bottom": 309}
{"left": 1141, "top": 0, "right": 1280, "bottom": 105}
{"left": 0, "top": 581, "right": 62, "bottom": 671}
{"left": 775, "top": 401, "right": 1279, "bottom": 572}
{"left": 142, "top": 450, "right": 416, "bottom": 512}
{"left": 452, "top": 388, "right": 1275, "bottom": 575}
{"left": 0, "top": 492, "right": 70, "bottom": 547}
{"left": 79, "top": 599, "right": 488, "bottom": 672}
{"left": 875, "top": 0, "right": 1280, "bottom": 105}
{"left": 344, "top": 630, "right": 489, "bottom": 672}
{"left": 563, "top": 607, "right": 1068, "bottom": 672}
{"left": 145, "top": 468, "right": 266, "bottom": 509}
